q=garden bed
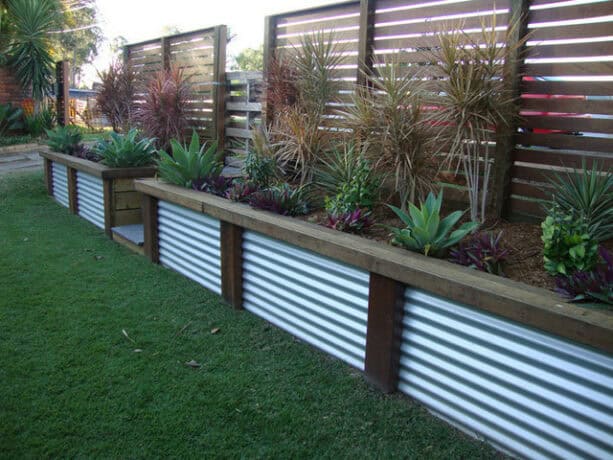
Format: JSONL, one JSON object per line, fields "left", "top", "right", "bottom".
{"left": 135, "top": 177, "right": 613, "bottom": 460}
{"left": 40, "top": 150, "right": 155, "bottom": 237}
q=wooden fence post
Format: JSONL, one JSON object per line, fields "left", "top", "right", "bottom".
{"left": 364, "top": 273, "right": 404, "bottom": 393}
{"left": 220, "top": 221, "right": 243, "bottom": 309}
{"left": 161, "top": 36, "right": 170, "bottom": 71}
{"left": 142, "top": 194, "right": 159, "bottom": 263}
{"left": 213, "top": 25, "right": 227, "bottom": 150}
{"left": 262, "top": 15, "right": 277, "bottom": 127}
{"left": 491, "top": 0, "right": 530, "bottom": 218}
{"left": 357, "top": 0, "right": 376, "bottom": 87}
{"left": 103, "top": 179, "right": 113, "bottom": 237}
{"left": 44, "top": 158, "right": 53, "bottom": 196}
{"left": 56, "top": 61, "right": 70, "bottom": 126}
{"left": 67, "top": 167, "right": 78, "bottom": 214}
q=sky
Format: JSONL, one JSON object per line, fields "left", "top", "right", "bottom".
{"left": 84, "top": 0, "right": 341, "bottom": 85}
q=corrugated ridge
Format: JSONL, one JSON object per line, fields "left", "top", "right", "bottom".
{"left": 51, "top": 162, "right": 69, "bottom": 208}
{"left": 76, "top": 172, "right": 104, "bottom": 229}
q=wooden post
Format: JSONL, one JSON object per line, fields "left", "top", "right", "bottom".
{"left": 262, "top": 15, "right": 277, "bottom": 127}
{"left": 213, "top": 25, "right": 227, "bottom": 150}
{"left": 55, "top": 61, "right": 70, "bottom": 126}
{"left": 220, "top": 221, "right": 243, "bottom": 309}
{"left": 357, "top": 0, "right": 376, "bottom": 87}
{"left": 364, "top": 273, "right": 404, "bottom": 393}
{"left": 67, "top": 167, "right": 78, "bottom": 214}
{"left": 161, "top": 37, "right": 170, "bottom": 71}
{"left": 103, "top": 179, "right": 113, "bottom": 237}
{"left": 44, "top": 158, "right": 53, "bottom": 196}
{"left": 491, "top": 0, "right": 530, "bottom": 218}
{"left": 142, "top": 194, "right": 159, "bottom": 263}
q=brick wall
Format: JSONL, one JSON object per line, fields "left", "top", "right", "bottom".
{"left": 0, "top": 66, "right": 29, "bottom": 105}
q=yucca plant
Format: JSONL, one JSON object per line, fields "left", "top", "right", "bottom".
{"left": 341, "top": 60, "right": 437, "bottom": 209}
{"left": 46, "top": 125, "right": 82, "bottom": 154}
{"left": 429, "top": 15, "right": 527, "bottom": 223}
{"left": 93, "top": 129, "right": 157, "bottom": 168}
{"left": 389, "top": 191, "right": 479, "bottom": 257}
{"left": 545, "top": 161, "right": 613, "bottom": 243}
{"left": 157, "top": 131, "right": 223, "bottom": 189}
{"left": 139, "top": 66, "right": 192, "bottom": 150}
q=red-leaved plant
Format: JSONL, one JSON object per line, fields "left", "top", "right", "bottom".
{"left": 139, "top": 66, "right": 192, "bottom": 150}
{"left": 449, "top": 231, "right": 508, "bottom": 276}
{"left": 96, "top": 60, "right": 136, "bottom": 132}
{"left": 325, "top": 209, "right": 372, "bottom": 234}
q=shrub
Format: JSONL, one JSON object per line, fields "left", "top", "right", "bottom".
{"left": 541, "top": 206, "right": 599, "bottom": 276}
{"left": 449, "top": 231, "right": 508, "bottom": 276}
{"left": 545, "top": 160, "right": 613, "bottom": 243}
{"left": 0, "top": 103, "right": 24, "bottom": 136}
{"left": 325, "top": 208, "right": 372, "bottom": 234}
{"left": 389, "top": 191, "right": 479, "bottom": 257}
{"left": 248, "top": 183, "right": 309, "bottom": 216}
{"left": 226, "top": 181, "right": 259, "bottom": 203}
{"left": 194, "top": 175, "right": 233, "bottom": 197}
{"left": 244, "top": 126, "right": 279, "bottom": 188}
{"left": 93, "top": 129, "right": 156, "bottom": 168}
{"left": 96, "top": 60, "right": 136, "bottom": 132}
{"left": 139, "top": 66, "right": 192, "bottom": 150}
{"left": 555, "top": 246, "right": 613, "bottom": 306}
{"left": 23, "top": 106, "right": 54, "bottom": 137}
{"left": 45, "top": 125, "right": 82, "bottom": 154}
{"left": 157, "top": 131, "right": 223, "bottom": 188}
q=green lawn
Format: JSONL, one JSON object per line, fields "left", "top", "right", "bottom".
{"left": 0, "top": 172, "right": 497, "bottom": 459}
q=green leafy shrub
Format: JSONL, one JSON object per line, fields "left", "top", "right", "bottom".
{"left": 45, "top": 125, "right": 82, "bottom": 154}
{"left": 389, "top": 191, "right": 479, "bottom": 257}
{"left": 0, "top": 103, "right": 24, "bottom": 136}
{"left": 546, "top": 161, "right": 613, "bottom": 242}
{"left": 23, "top": 106, "right": 54, "bottom": 137}
{"left": 157, "top": 131, "right": 222, "bottom": 188}
{"left": 541, "top": 206, "right": 599, "bottom": 276}
{"left": 244, "top": 126, "right": 279, "bottom": 188}
{"left": 248, "top": 183, "right": 309, "bottom": 216}
{"left": 93, "top": 129, "right": 156, "bottom": 168}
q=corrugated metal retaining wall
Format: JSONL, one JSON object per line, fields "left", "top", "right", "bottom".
{"left": 399, "top": 288, "right": 613, "bottom": 459}
{"left": 76, "top": 172, "right": 105, "bottom": 229}
{"left": 157, "top": 200, "right": 221, "bottom": 295}
{"left": 241, "top": 231, "right": 369, "bottom": 370}
{"left": 51, "top": 162, "right": 69, "bottom": 208}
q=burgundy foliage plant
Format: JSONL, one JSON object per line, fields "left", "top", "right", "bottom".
{"left": 325, "top": 209, "right": 372, "bottom": 234}
{"left": 96, "top": 60, "right": 136, "bottom": 132}
{"left": 226, "top": 181, "right": 259, "bottom": 203}
{"left": 449, "top": 231, "right": 508, "bottom": 276}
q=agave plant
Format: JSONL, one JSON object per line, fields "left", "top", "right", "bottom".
{"left": 93, "top": 129, "right": 157, "bottom": 168}
{"left": 46, "top": 125, "right": 82, "bottom": 155}
{"left": 545, "top": 160, "right": 613, "bottom": 243}
{"left": 389, "top": 191, "right": 479, "bottom": 257}
{"left": 157, "top": 131, "right": 223, "bottom": 189}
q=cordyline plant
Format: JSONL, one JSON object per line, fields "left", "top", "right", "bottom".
{"left": 264, "top": 54, "right": 297, "bottom": 119}
{"left": 139, "top": 66, "right": 192, "bottom": 150}
{"left": 428, "top": 14, "right": 527, "bottom": 223}
{"left": 341, "top": 59, "right": 437, "bottom": 209}
{"left": 96, "top": 60, "right": 136, "bottom": 132}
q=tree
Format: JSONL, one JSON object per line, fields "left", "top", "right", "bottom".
{"left": 233, "top": 46, "right": 263, "bottom": 71}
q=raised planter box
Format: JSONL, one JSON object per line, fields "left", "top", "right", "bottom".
{"left": 40, "top": 151, "right": 156, "bottom": 236}
{"left": 136, "top": 178, "right": 613, "bottom": 459}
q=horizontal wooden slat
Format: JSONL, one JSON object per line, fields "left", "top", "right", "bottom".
{"left": 226, "top": 102, "right": 262, "bottom": 111}
{"left": 526, "top": 41, "right": 613, "bottom": 59}
{"left": 510, "top": 181, "right": 551, "bottom": 200}
{"left": 278, "top": 16, "right": 360, "bottom": 36}
{"left": 523, "top": 61, "right": 613, "bottom": 76}
{"left": 508, "top": 196, "right": 546, "bottom": 217}
{"left": 513, "top": 147, "right": 613, "bottom": 168}
{"left": 521, "top": 80, "right": 613, "bottom": 96}
{"left": 375, "top": 13, "right": 509, "bottom": 37}
{"left": 373, "top": 31, "right": 507, "bottom": 50}
{"left": 275, "top": 3, "right": 360, "bottom": 27}
{"left": 529, "top": 1, "right": 613, "bottom": 24}
{"left": 520, "top": 115, "right": 613, "bottom": 134}
{"left": 520, "top": 97, "right": 613, "bottom": 115}
{"left": 529, "top": 20, "right": 613, "bottom": 41}
{"left": 516, "top": 132, "right": 613, "bottom": 153}
{"left": 375, "top": 0, "right": 505, "bottom": 24}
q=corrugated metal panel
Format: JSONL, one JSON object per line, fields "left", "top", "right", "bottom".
{"left": 242, "top": 230, "right": 369, "bottom": 370}
{"left": 76, "top": 171, "right": 105, "bottom": 229}
{"left": 51, "top": 162, "right": 69, "bottom": 208}
{"left": 157, "top": 200, "right": 221, "bottom": 295}
{"left": 399, "top": 288, "right": 613, "bottom": 460}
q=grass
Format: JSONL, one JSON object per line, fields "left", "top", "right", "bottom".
{"left": 0, "top": 172, "right": 497, "bottom": 459}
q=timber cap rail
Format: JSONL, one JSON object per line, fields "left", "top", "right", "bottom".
{"left": 135, "top": 178, "right": 613, "bottom": 354}
{"left": 40, "top": 151, "right": 156, "bottom": 179}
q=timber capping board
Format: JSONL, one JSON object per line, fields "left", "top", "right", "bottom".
{"left": 39, "top": 151, "right": 156, "bottom": 179}
{"left": 134, "top": 178, "right": 613, "bottom": 355}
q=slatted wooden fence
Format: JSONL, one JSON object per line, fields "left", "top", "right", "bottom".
{"left": 124, "top": 26, "right": 227, "bottom": 144}
{"left": 264, "top": 0, "right": 613, "bottom": 221}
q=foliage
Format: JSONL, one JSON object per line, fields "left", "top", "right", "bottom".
{"left": 429, "top": 16, "right": 526, "bottom": 223}
{"left": 23, "top": 105, "right": 54, "bottom": 137}
{"left": 194, "top": 175, "right": 233, "bottom": 197}
{"left": 244, "top": 125, "right": 279, "bottom": 188}
{"left": 0, "top": 134, "right": 32, "bottom": 146}
{"left": 45, "top": 125, "right": 82, "bottom": 154}
{"left": 0, "top": 102, "right": 24, "bottom": 136}
{"left": 264, "top": 55, "right": 297, "bottom": 116}
{"left": 325, "top": 208, "right": 372, "bottom": 234}
{"left": 248, "top": 183, "right": 309, "bottom": 216}
{"left": 555, "top": 246, "right": 613, "bottom": 306}
{"left": 157, "top": 131, "right": 222, "bottom": 188}
{"left": 96, "top": 60, "right": 136, "bottom": 133}
{"left": 342, "top": 60, "right": 436, "bottom": 208}
{"left": 93, "top": 129, "right": 156, "bottom": 168}
{"left": 233, "top": 46, "right": 263, "bottom": 71}
{"left": 3, "top": 0, "right": 60, "bottom": 100}
{"left": 449, "top": 231, "right": 508, "bottom": 276}
{"left": 389, "top": 191, "right": 479, "bottom": 257}
{"left": 541, "top": 206, "right": 599, "bottom": 276}
{"left": 545, "top": 160, "right": 613, "bottom": 243}
{"left": 226, "top": 180, "right": 259, "bottom": 203}
{"left": 139, "top": 66, "right": 192, "bottom": 150}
